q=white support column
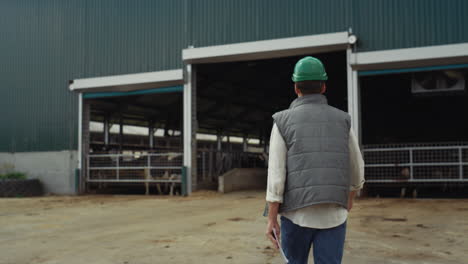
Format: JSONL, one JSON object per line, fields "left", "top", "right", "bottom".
{"left": 77, "top": 93, "right": 83, "bottom": 170}
{"left": 217, "top": 132, "right": 222, "bottom": 151}
{"left": 346, "top": 49, "right": 353, "bottom": 113}
{"left": 80, "top": 96, "right": 90, "bottom": 193}
{"left": 104, "top": 117, "right": 110, "bottom": 146}
{"left": 242, "top": 136, "right": 248, "bottom": 152}
{"left": 119, "top": 115, "right": 123, "bottom": 151}
{"left": 183, "top": 64, "right": 193, "bottom": 194}
{"left": 347, "top": 48, "right": 361, "bottom": 143}
{"left": 148, "top": 123, "right": 154, "bottom": 149}
{"left": 352, "top": 69, "right": 361, "bottom": 143}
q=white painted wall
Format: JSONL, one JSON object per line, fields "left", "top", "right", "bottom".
{"left": 0, "top": 151, "right": 78, "bottom": 195}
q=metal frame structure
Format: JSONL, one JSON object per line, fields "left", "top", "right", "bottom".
{"left": 352, "top": 43, "right": 468, "bottom": 186}
{"left": 347, "top": 48, "right": 361, "bottom": 141}
{"left": 183, "top": 64, "right": 194, "bottom": 194}
{"left": 183, "top": 31, "right": 361, "bottom": 191}
{"left": 77, "top": 93, "right": 83, "bottom": 174}
{"left": 183, "top": 31, "right": 351, "bottom": 64}
{"left": 69, "top": 69, "right": 184, "bottom": 93}
{"left": 70, "top": 32, "right": 468, "bottom": 194}
{"left": 350, "top": 42, "right": 468, "bottom": 71}
{"left": 70, "top": 69, "right": 185, "bottom": 194}
{"left": 87, "top": 152, "right": 184, "bottom": 183}
{"left": 364, "top": 144, "right": 468, "bottom": 183}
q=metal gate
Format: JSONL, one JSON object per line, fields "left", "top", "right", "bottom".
{"left": 86, "top": 152, "right": 186, "bottom": 194}
{"left": 197, "top": 150, "right": 267, "bottom": 183}
{"left": 364, "top": 143, "right": 468, "bottom": 183}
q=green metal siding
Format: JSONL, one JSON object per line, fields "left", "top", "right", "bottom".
{"left": 1, "top": 0, "right": 468, "bottom": 152}
{"left": 82, "top": 0, "right": 186, "bottom": 77}
{"left": 0, "top": 0, "right": 186, "bottom": 152}
{"left": 188, "top": 0, "right": 468, "bottom": 50}
{"left": 0, "top": 0, "right": 84, "bottom": 152}
{"left": 188, "top": 0, "right": 352, "bottom": 47}
{"left": 353, "top": 0, "right": 468, "bottom": 51}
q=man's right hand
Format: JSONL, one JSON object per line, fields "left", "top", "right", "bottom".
{"left": 266, "top": 219, "right": 281, "bottom": 249}
{"left": 265, "top": 202, "right": 281, "bottom": 249}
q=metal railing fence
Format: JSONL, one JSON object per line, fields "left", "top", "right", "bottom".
{"left": 87, "top": 152, "right": 184, "bottom": 184}
{"left": 364, "top": 144, "right": 468, "bottom": 183}
{"left": 197, "top": 150, "right": 267, "bottom": 183}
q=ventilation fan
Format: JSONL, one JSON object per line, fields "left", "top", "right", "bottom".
{"left": 411, "top": 70, "right": 465, "bottom": 94}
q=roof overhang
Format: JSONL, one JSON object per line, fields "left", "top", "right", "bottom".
{"left": 350, "top": 42, "right": 468, "bottom": 71}
{"left": 183, "top": 31, "right": 351, "bottom": 64}
{"left": 69, "top": 69, "right": 184, "bottom": 93}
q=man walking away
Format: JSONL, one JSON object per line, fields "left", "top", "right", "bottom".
{"left": 265, "top": 56, "right": 365, "bottom": 264}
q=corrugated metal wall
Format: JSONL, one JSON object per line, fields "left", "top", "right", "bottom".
{"left": 82, "top": 0, "right": 186, "bottom": 77}
{"left": 353, "top": 0, "right": 468, "bottom": 51}
{"left": 188, "top": 0, "right": 468, "bottom": 50}
{"left": 188, "top": 0, "right": 352, "bottom": 47}
{"left": 1, "top": 0, "right": 467, "bottom": 152}
{"left": 0, "top": 0, "right": 84, "bottom": 151}
{"left": 0, "top": 0, "right": 187, "bottom": 152}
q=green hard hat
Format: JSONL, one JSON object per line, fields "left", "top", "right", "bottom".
{"left": 291, "top": 56, "right": 328, "bottom": 82}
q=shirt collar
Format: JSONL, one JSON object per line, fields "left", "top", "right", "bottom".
{"left": 289, "top": 94, "right": 328, "bottom": 109}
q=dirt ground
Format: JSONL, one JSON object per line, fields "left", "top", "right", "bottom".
{"left": 1, "top": 191, "right": 467, "bottom": 264}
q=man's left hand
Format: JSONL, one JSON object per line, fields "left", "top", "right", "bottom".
{"left": 347, "top": 198, "right": 353, "bottom": 211}
{"left": 266, "top": 219, "right": 280, "bottom": 249}
{"left": 348, "top": 191, "right": 357, "bottom": 211}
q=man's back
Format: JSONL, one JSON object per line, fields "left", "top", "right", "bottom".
{"left": 265, "top": 56, "right": 364, "bottom": 264}
{"left": 272, "top": 94, "right": 351, "bottom": 213}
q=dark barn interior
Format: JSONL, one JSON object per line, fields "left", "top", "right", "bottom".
{"left": 360, "top": 68, "right": 468, "bottom": 197}
{"left": 360, "top": 71, "right": 468, "bottom": 145}
{"left": 196, "top": 51, "right": 348, "bottom": 140}
{"left": 89, "top": 92, "right": 183, "bottom": 152}
{"left": 85, "top": 91, "right": 184, "bottom": 194}
{"left": 194, "top": 51, "right": 348, "bottom": 188}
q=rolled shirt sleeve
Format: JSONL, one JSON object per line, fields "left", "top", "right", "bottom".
{"left": 349, "top": 129, "right": 365, "bottom": 191}
{"left": 266, "top": 123, "right": 288, "bottom": 203}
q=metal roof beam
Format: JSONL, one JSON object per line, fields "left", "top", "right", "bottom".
{"left": 183, "top": 32, "right": 350, "bottom": 64}
{"left": 69, "top": 69, "right": 184, "bottom": 93}
{"left": 351, "top": 42, "right": 468, "bottom": 71}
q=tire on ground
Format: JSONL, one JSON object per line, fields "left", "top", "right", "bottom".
{"left": 0, "top": 179, "right": 44, "bottom": 197}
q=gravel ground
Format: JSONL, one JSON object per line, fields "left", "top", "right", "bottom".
{"left": 0, "top": 191, "right": 467, "bottom": 264}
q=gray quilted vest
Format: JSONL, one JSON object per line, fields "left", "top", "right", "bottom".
{"left": 273, "top": 94, "right": 351, "bottom": 213}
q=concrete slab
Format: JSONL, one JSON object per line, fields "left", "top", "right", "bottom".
{"left": 218, "top": 168, "right": 267, "bottom": 193}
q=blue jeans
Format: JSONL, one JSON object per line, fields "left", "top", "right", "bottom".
{"left": 280, "top": 216, "right": 346, "bottom": 264}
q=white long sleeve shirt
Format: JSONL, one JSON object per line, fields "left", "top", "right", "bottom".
{"left": 266, "top": 123, "right": 365, "bottom": 229}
